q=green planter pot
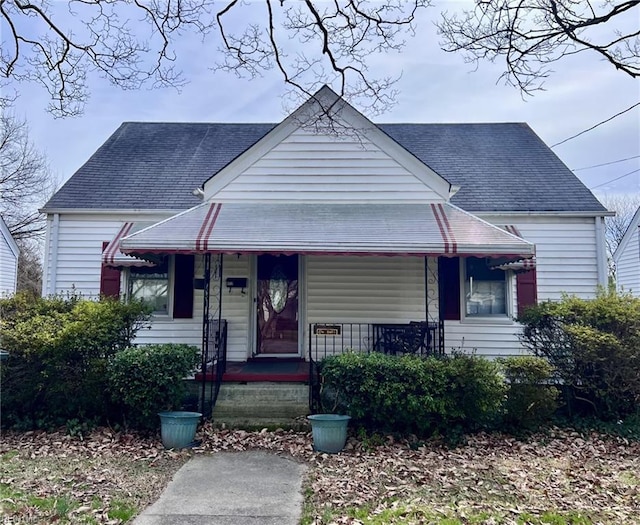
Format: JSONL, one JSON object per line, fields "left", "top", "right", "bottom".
{"left": 307, "top": 414, "right": 351, "bottom": 453}
{"left": 158, "top": 411, "right": 202, "bottom": 449}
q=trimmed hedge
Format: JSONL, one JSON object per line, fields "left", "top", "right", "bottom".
{"left": 318, "top": 352, "right": 506, "bottom": 439}
{"left": 108, "top": 344, "right": 200, "bottom": 430}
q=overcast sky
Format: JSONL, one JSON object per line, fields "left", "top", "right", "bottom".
{"left": 8, "top": 2, "right": 640, "bottom": 206}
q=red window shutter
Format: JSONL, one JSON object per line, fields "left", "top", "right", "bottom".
{"left": 516, "top": 269, "right": 537, "bottom": 318}
{"left": 100, "top": 241, "right": 121, "bottom": 298}
{"left": 439, "top": 256, "right": 461, "bottom": 321}
{"left": 173, "top": 254, "right": 195, "bottom": 319}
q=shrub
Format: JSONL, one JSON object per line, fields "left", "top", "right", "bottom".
{"left": 519, "top": 289, "right": 640, "bottom": 420}
{"left": 318, "top": 352, "right": 506, "bottom": 439}
{"left": 108, "top": 344, "right": 200, "bottom": 430}
{"left": 498, "top": 356, "right": 558, "bottom": 430}
{"left": 0, "top": 293, "right": 152, "bottom": 429}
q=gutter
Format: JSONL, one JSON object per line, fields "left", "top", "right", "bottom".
{"left": 39, "top": 208, "right": 186, "bottom": 216}
{"left": 472, "top": 210, "right": 615, "bottom": 218}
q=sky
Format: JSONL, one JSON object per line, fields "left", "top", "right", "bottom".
{"left": 7, "top": 1, "right": 640, "bottom": 207}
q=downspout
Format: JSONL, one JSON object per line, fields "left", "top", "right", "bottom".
{"left": 47, "top": 213, "right": 60, "bottom": 296}
{"left": 595, "top": 216, "right": 607, "bottom": 288}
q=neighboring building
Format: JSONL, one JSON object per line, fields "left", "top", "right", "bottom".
{"left": 0, "top": 216, "right": 19, "bottom": 296}
{"left": 613, "top": 206, "right": 640, "bottom": 295}
{"left": 41, "top": 87, "right": 610, "bottom": 367}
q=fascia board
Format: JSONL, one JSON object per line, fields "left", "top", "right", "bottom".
{"left": 473, "top": 211, "right": 615, "bottom": 218}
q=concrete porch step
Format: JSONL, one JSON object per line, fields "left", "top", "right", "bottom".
{"left": 212, "top": 382, "right": 310, "bottom": 427}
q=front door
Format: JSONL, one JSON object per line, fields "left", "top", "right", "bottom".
{"left": 256, "top": 254, "right": 299, "bottom": 355}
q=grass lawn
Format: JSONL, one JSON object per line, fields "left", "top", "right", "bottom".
{"left": 1, "top": 424, "right": 639, "bottom": 524}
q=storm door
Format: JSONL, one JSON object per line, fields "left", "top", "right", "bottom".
{"left": 256, "top": 254, "right": 299, "bottom": 355}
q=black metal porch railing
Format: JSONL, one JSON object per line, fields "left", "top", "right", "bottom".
{"left": 308, "top": 321, "right": 444, "bottom": 411}
{"left": 200, "top": 317, "right": 228, "bottom": 416}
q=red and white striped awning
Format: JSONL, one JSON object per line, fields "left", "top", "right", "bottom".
{"left": 102, "top": 222, "right": 157, "bottom": 267}
{"left": 118, "top": 202, "right": 535, "bottom": 259}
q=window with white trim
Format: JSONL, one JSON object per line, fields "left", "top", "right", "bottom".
{"left": 464, "top": 257, "right": 507, "bottom": 317}
{"left": 128, "top": 258, "right": 169, "bottom": 314}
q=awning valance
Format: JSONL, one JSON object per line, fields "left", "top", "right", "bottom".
{"left": 102, "top": 222, "right": 157, "bottom": 267}
{"left": 490, "top": 225, "right": 537, "bottom": 272}
{"left": 119, "top": 202, "right": 535, "bottom": 260}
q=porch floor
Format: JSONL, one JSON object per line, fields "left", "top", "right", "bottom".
{"left": 196, "top": 358, "right": 310, "bottom": 382}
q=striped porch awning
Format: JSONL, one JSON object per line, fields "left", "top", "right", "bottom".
{"left": 119, "top": 202, "right": 535, "bottom": 260}
{"left": 102, "top": 222, "right": 157, "bottom": 267}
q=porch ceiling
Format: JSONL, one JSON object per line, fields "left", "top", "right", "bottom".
{"left": 119, "top": 202, "right": 535, "bottom": 259}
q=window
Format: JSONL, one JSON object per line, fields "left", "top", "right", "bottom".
{"left": 129, "top": 258, "right": 169, "bottom": 314}
{"left": 464, "top": 257, "right": 507, "bottom": 317}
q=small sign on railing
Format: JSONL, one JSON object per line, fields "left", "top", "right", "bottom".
{"left": 314, "top": 324, "right": 341, "bottom": 336}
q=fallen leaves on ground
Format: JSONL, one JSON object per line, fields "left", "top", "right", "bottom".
{"left": 2, "top": 424, "right": 639, "bottom": 524}
{"left": 1, "top": 427, "right": 190, "bottom": 524}
{"left": 196, "top": 423, "right": 640, "bottom": 524}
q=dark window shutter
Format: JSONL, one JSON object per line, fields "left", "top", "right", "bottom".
{"left": 516, "top": 269, "right": 537, "bottom": 319}
{"left": 438, "top": 256, "right": 461, "bottom": 321}
{"left": 100, "top": 241, "right": 121, "bottom": 298}
{"left": 173, "top": 254, "right": 195, "bottom": 318}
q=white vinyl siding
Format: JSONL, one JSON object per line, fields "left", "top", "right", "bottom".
{"left": 616, "top": 225, "right": 640, "bottom": 295}
{"left": 0, "top": 232, "right": 18, "bottom": 295}
{"left": 478, "top": 215, "right": 601, "bottom": 300}
{"left": 135, "top": 254, "right": 252, "bottom": 362}
{"left": 44, "top": 214, "right": 170, "bottom": 296}
{"left": 53, "top": 218, "right": 122, "bottom": 296}
{"left": 210, "top": 128, "right": 443, "bottom": 203}
{"left": 444, "top": 215, "right": 602, "bottom": 357}
{"left": 305, "top": 255, "right": 436, "bottom": 355}
{"left": 443, "top": 319, "right": 525, "bottom": 358}
{"left": 306, "top": 255, "right": 428, "bottom": 322}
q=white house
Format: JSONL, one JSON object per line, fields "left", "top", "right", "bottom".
{"left": 0, "top": 216, "right": 19, "bottom": 296}
{"left": 41, "top": 87, "right": 610, "bottom": 413}
{"left": 613, "top": 206, "right": 640, "bottom": 295}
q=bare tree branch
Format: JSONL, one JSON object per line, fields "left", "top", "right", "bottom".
{"left": 0, "top": 110, "right": 54, "bottom": 241}
{"left": 437, "top": 0, "right": 640, "bottom": 95}
{"left": 1, "top": 0, "right": 431, "bottom": 117}
{"left": 600, "top": 193, "right": 640, "bottom": 277}
{"left": 15, "top": 237, "right": 42, "bottom": 295}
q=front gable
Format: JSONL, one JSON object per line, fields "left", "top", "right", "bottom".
{"left": 203, "top": 87, "right": 453, "bottom": 203}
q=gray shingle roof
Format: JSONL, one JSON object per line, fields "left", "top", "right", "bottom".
{"left": 43, "top": 121, "right": 606, "bottom": 213}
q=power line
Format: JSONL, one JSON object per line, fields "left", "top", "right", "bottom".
{"left": 589, "top": 167, "right": 640, "bottom": 190}
{"left": 551, "top": 101, "right": 640, "bottom": 148}
{"left": 573, "top": 154, "right": 640, "bottom": 171}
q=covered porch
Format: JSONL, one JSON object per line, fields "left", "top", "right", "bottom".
{"left": 117, "top": 201, "right": 535, "bottom": 415}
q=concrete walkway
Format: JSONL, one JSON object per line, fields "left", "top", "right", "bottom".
{"left": 134, "top": 451, "right": 307, "bottom": 525}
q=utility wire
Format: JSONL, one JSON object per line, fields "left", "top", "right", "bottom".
{"left": 551, "top": 101, "right": 640, "bottom": 148}
{"left": 589, "top": 167, "right": 640, "bottom": 190}
{"left": 573, "top": 154, "right": 640, "bottom": 171}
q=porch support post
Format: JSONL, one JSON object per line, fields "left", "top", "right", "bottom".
{"left": 424, "top": 256, "right": 429, "bottom": 324}
{"left": 208, "top": 253, "right": 224, "bottom": 406}
{"left": 200, "top": 253, "right": 211, "bottom": 415}
{"left": 437, "top": 256, "right": 446, "bottom": 355}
